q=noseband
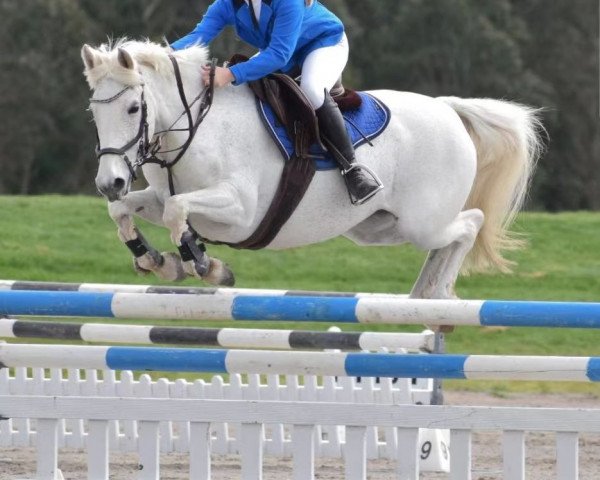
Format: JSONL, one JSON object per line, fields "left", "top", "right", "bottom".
{"left": 90, "top": 56, "right": 216, "bottom": 193}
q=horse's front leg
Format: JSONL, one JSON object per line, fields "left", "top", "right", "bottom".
{"left": 163, "top": 181, "right": 257, "bottom": 287}
{"left": 108, "top": 188, "right": 188, "bottom": 282}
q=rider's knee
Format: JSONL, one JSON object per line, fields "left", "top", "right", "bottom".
{"left": 300, "top": 79, "right": 326, "bottom": 109}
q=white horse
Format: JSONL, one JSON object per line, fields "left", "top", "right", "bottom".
{"left": 81, "top": 40, "right": 542, "bottom": 299}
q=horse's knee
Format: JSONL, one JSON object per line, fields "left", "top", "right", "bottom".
{"left": 108, "top": 199, "right": 131, "bottom": 222}
{"left": 163, "top": 196, "right": 190, "bottom": 242}
{"left": 163, "top": 196, "right": 188, "bottom": 224}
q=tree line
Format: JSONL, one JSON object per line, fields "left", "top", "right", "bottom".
{"left": 0, "top": 0, "right": 598, "bottom": 210}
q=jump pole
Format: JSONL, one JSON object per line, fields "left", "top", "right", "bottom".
{"left": 1, "top": 290, "right": 600, "bottom": 328}
{"left": 0, "top": 317, "right": 435, "bottom": 351}
{"left": 1, "top": 344, "right": 600, "bottom": 382}
{"left": 0, "top": 279, "right": 408, "bottom": 299}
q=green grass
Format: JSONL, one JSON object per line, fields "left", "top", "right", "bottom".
{"left": 1, "top": 195, "right": 600, "bottom": 395}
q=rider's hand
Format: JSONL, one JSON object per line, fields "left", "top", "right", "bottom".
{"left": 202, "top": 65, "right": 234, "bottom": 88}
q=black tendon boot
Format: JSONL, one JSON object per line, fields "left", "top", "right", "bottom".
{"left": 316, "top": 94, "right": 383, "bottom": 204}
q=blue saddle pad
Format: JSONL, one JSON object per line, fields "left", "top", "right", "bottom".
{"left": 258, "top": 92, "right": 391, "bottom": 170}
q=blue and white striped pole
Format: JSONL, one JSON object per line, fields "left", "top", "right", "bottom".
{"left": 0, "top": 290, "right": 600, "bottom": 328}
{"left": 0, "top": 279, "right": 407, "bottom": 299}
{"left": 0, "top": 344, "right": 599, "bottom": 382}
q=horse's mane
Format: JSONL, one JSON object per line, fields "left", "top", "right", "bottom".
{"left": 83, "top": 38, "right": 209, "bottom": 89}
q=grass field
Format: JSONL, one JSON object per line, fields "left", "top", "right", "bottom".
{"left": 1, "top": 195, "right": 599, "bottom": 395}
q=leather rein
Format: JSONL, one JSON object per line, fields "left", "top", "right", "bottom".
{"left": 91, "top": 56, "right": 217, "bottom": 196}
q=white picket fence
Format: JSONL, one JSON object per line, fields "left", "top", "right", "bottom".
{"left": 2, "top": 365, "right": 600, "bottom": 479}
{"left": 0, "top": 366, "right": 445, "bottom": 463}
{"left": 1, "top": 395, "right": 597, "bottom": 480}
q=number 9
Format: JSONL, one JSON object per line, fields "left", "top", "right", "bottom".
{"left": 420, "top": 440, "right": 432, "bottom": 460}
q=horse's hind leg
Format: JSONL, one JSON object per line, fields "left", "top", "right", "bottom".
{"left": 409, "top": 209, "right": 484, "bottom": 300}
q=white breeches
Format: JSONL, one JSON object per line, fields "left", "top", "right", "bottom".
{"left": 300, "top": 33, "right": 349, "bottom": 109}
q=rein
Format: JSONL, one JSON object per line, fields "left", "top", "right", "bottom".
{"left": 145, "top": 56, "right": 217, "bottom": 195}
{"left": 91, "top": 56, "right": 217, "bottom": 195}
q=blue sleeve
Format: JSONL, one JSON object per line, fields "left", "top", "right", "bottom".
{"left": 171, "top": 0, "right": 232, "bottom": 50}
{"left": 229, "top": 1, "right": 304, "bottom": 84}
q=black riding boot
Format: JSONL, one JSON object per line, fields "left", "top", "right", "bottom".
{"left": 316, "top": 94, "right": 383, "bottom": 204}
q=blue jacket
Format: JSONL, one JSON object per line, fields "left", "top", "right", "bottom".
{"left": 171, "top": 0, "right": 344, "bottom": 84}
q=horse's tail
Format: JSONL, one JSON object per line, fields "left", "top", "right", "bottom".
{"left": 439, "top": 97, "right": 544, "bottom": 273}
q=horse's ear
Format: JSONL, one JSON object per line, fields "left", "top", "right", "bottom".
{"left": 81, "top": 44, "right": 99, "bottom": 71}
{"left": 117, "top": 48, "right": 135, "bottom": 70}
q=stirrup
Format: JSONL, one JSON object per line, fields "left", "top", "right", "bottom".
{"left": 342, "top": 163, "right": 384, "bottom": 205}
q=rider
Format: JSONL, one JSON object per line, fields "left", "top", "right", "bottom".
{"left": 171, "top": 0, "right": 382, "bottom": 205}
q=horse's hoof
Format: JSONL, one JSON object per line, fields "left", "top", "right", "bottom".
{"left": 204, "top": 258, "right": 235, "bottom": 287}
{"left": 219, "top": 264, "right": 236, "bottom": 287}
{"left": 133, "top": 258, "right": 152, "bottom": 276}
{"left": 155, "top": 252, "right": 188, "bottom": 282}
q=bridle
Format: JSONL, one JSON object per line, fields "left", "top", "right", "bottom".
{"left": 90, "top": 56, "right": 217, "bottom": 195}
{"left": 91, "top": 86, "right": 151, "bottom": 182}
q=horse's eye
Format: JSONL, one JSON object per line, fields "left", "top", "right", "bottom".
{"left": 128, "top": 105, "right": 140, "bottom": 114}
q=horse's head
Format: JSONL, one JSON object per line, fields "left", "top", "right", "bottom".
{"left": 82, "top": 43, "right": 156, "bottom": 201}
{"left": 82, "top": 40, "right": 211, "bottom": 201}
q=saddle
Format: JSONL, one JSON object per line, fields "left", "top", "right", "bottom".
{"left": 225, "top": 55, "right": 364, "bottom": 250}
{"left": 229, "top": 54, "right": 362, "bottom": 162}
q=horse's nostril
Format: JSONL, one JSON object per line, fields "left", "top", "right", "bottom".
{"left": 114, "top": 178, "right": 126, "bottom": 191}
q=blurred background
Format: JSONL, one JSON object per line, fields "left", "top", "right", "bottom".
{"left": 0, "top": 0, "right": 597, "bottom": 210}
